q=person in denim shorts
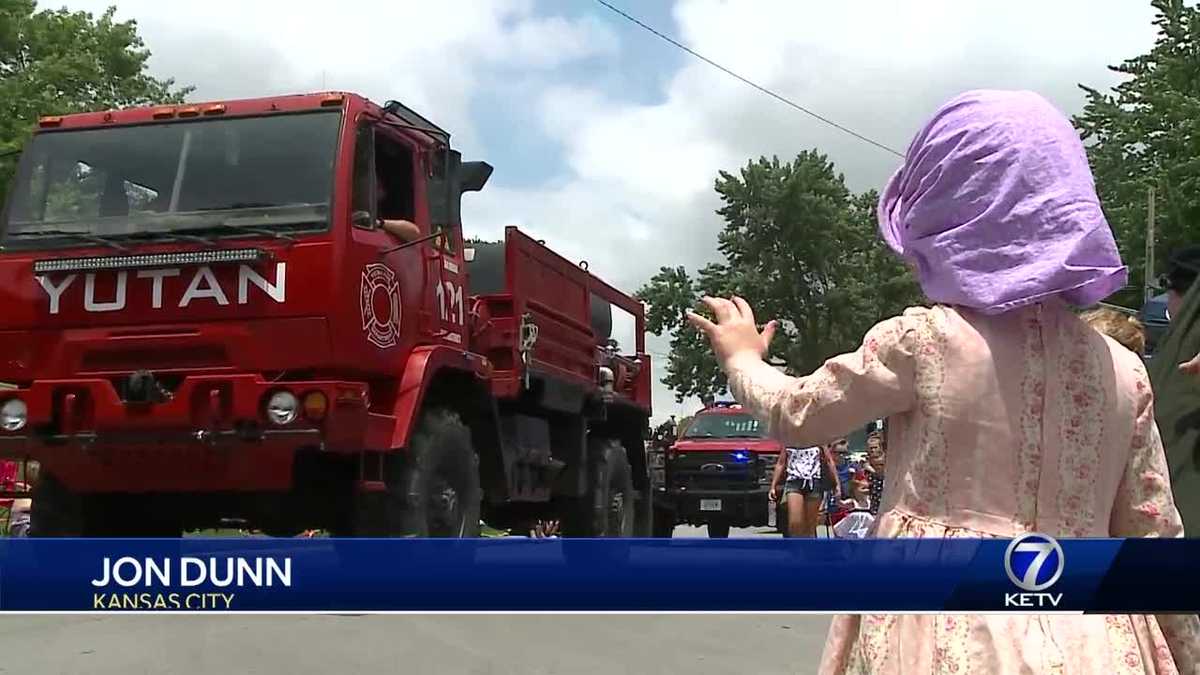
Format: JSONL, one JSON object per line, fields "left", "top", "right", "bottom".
{"left": 770, "top": 444, "right": 839, "bottom": 537}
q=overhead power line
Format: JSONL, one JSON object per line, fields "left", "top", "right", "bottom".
{"left": 591, "top": 0, "right": 904, "bottom": 158}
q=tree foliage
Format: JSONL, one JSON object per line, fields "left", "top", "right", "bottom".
{"left": 1075, "top": 0, "right": 1200, "bottom": 307}
{"left": 637, "top": 151, "right": 923, "bottom": 402}
{"left": 0, "top": 1, "right": 191, "bottom": 202}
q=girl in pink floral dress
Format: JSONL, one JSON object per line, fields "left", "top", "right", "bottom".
{"left": 687, "top": 90, "right": 1200, "bottom": 674}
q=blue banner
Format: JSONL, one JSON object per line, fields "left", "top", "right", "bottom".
{"left": 0, "top": 536, "right": 1185, "bottom": 612}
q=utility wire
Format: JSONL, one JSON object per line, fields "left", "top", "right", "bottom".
{"left": 591, "top": 0, "right": 905, "bottom": 158}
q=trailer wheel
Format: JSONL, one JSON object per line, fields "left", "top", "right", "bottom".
{"left": 28, "top": 474, "right": 84, "bottom": 537}
{"left": 573, "top": 439, "right": 634, "bottom": 537}
{"left": 392, "top": 408, "right": 482, "bottom": 538}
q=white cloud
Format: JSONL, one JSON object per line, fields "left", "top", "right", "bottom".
{"left": 68, "top": 0, "right": 615, "bottom": 153}
{"left": 58, "top": 0, "right": 1163, "bottom": 422}
{"left": 467, "top": 0, "right": 1160, "bottom": 420}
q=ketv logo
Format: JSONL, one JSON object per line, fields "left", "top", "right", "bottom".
{"left": 1003, "top": 533, "right": 1065, "bottom": 608}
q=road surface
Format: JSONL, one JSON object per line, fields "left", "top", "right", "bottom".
{"left": 0, "top": 527, "right": 833, "bottom": 675}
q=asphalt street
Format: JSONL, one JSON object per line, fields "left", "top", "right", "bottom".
{"left": 0, "top": 527, "right": 833, "bottom": 675}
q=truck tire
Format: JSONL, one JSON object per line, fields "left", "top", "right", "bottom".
{"left": 707, "top": 520, "right": 731, "bottom": 538}
{"left": 392, "top": 408, "right": 482, "bottom": 538}
{"left": 29, "top": 475, "right": 184, "bottom": 537}
{"left": 570, "top": 438, "right": 635, "bottom": 537}
{"left": 28, "top": 474, "right": 84, "bottom": 537}
{"left": 651, "top": 507, "right": 674, "bottom": 538}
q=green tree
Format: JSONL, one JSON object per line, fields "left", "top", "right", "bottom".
{"left": 637, "top": 151, "right": 922, "bottom": 403}
{"left": 1075, "top": 0, "right": 1200, "bottom": 307}
{"left": 0, "top": 1, "right": 191, "bottom": 202}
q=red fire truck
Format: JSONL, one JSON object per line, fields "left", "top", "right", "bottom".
{"left": 0, "top": 92, "right": 653, "bottom": 537}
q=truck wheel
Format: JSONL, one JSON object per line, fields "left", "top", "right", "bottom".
{"left": 392, "top": 408, "right": 482, "bottom": 538}
{"left": 28, "top": 474, "right": 84, "bottom": 537}
{"left": 651, "top": 507, "right": 674, "bottom": 538}
{"left": 707, "top": 520, "right": 731, "bottom": 538}
{"left": 574, "top": 439, "right": 634, "bottom": 537}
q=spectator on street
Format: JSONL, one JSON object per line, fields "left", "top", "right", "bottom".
{"left": 1082, "top": 308, "right": 1145, "bottom": 355}
{"left": 1161, "top": 246, "right": 1200, "bottom": 323}
{"left": 1149, "top": 245, "right": 1200, "bottom": 538}
{"left": 770, "top": 444, "right": 839, "bottom": 538}
{"left": 832, "top": 469, "right": 875, "bottom": 539}
{"left": 687, "top": 90, "right": 1199, "bottom": 671}
{"left": 864, "top": 431, "right": 886, "bottom": 517}
{"left": 662, "top": 415, "right": 677, "bottom": 443}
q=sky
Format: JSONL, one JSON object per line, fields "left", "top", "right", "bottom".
{"left": 61, "top": 0, "right": 1160, "bottom": 421}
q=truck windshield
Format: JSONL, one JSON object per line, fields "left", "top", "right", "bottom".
{"left": 682, "top": 413, "right": 765, "bottom": 439}
{"left": 2, "top": 111, "right": 341, "bottom": 243}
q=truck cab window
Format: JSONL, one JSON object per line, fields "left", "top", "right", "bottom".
{"left": 375, "top": 136, "right": 415, "bottom": 223}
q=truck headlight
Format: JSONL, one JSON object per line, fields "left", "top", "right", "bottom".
{"left": 266, "top": 391, "right": 299, "bottom": 426}
{"left": 0, "top": 399, "right": 27, "bottom": 432}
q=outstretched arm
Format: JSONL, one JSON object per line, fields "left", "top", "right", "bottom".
{"left": 381, "top": 218, "right": 421, "bottom": 242}
{"left": 687, "top": 296, "right": 923, "bottom": 448}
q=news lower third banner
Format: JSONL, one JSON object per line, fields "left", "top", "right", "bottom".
{"left": 0, "top": 536, "right": 1191, "bottom": 612}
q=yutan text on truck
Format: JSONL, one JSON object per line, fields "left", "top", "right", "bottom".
{"left": 0, "top": 93, "right": 654, "bottom": 538}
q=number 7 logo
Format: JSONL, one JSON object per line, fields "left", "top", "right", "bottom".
{"left": 1004, "top": 534, "right": 1065, "bottom": 592}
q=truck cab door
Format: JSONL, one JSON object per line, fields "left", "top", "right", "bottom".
{"left": 347, "top": 120, "right": 427, "bottom": 361}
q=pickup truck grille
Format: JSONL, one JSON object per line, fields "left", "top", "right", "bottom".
{"left": 668, "top": 451, "right": 760, "bottom": 491}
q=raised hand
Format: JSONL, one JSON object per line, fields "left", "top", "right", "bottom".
{"left": 685, "top": 296, "right": 777, "bottom": 370}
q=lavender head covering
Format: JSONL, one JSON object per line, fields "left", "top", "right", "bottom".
{"left": 878, "top": 90, "right": 1126, "bottom": 314}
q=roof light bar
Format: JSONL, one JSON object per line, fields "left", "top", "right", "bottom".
{"left": 33, "top": 248, "right": 270, "bottom": 274}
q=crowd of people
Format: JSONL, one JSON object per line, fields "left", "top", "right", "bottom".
{"left": 769, "top": 430, "right": 886, "bottom": 539}
{"left": 686, "top": 89, "right": 1200, "bottom": 673}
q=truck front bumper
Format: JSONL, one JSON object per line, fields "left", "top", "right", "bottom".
{"left": 0, "top": 374, "right": 387, "bottom": 492}
{"left": 656, "top": 488, "right": 772, "bottom": 528}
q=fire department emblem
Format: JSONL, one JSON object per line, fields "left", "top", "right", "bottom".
{"left": 360, "top": 263, "right": 402, "bottom": 349}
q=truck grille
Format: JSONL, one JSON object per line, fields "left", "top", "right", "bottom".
{"left": 668, "top": 451, "right": 759, "bottom": 491}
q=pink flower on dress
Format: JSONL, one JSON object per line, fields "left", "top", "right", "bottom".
{"left": 1136, "top": 503, "right": 1161, "bottom": 519}
{"left": 1125, "top": 652, "right": 1140, "bottom": 668}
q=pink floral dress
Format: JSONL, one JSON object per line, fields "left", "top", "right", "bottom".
{"left": 726, "top": 302, "right": 1200, "bottom": 674}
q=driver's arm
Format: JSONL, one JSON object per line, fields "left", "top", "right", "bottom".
{"left": 381, "top": 218, "right": 420, "bottom": 242}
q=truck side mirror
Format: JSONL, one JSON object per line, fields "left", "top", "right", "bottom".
{"left": 460, "top": 161, "right": 493, "bottom": 193}
{"left": 351, "top": 210, "right": 374, "bottom": 229}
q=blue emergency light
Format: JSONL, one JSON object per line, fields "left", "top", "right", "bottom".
{"left": 731, "top": 450, "right": 751, "bottom": 463}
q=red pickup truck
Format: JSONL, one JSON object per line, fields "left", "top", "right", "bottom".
{"left": 649, "top": 402, "right": 779, "bottom": 537}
